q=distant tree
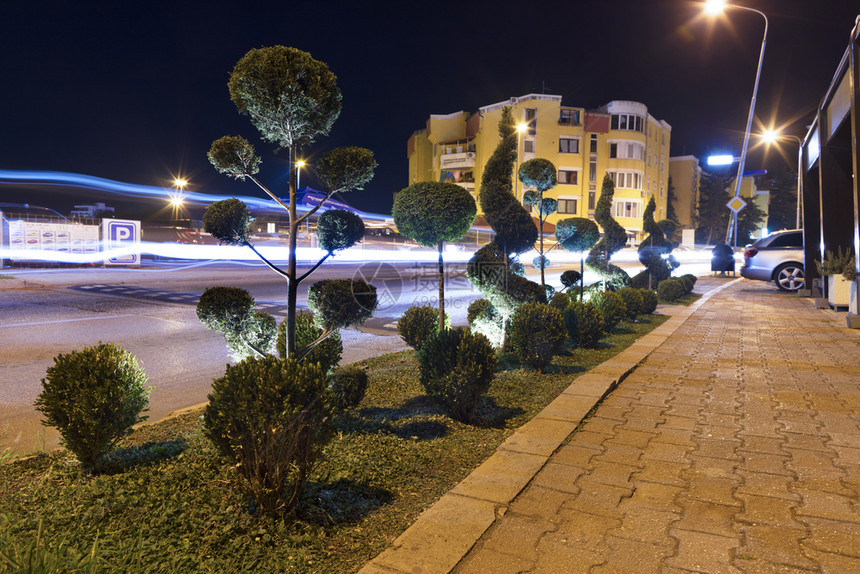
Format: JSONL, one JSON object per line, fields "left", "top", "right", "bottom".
{"left": 586, "top": 174, "right": 630, "bottom": 290}
{"left": 765, "top": 165, "right": 798, "bottom": 232}
{"left": 392, "top": 181, "right": 477, "bottom": 332}
{"left": 695, "top": 169, "right": 732, "bottom": 245}
{"left": 204, "top": 46, "right": 377, "bottom": 359}
{"left": 555, "top": 217, "right": 599, "bottom": 300}
{"left": 634, "top": 197, "right": 674, "bottom": 288}
{"left": 737, "top": 196, "right": 766, "bottom": 245}
{"left": 520, "top": 157, "right": 558, "bottom": 289}
{"left": 666, "top": 175, "right": 679, "bottom": 224}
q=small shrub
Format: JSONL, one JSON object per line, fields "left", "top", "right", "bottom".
{"left": 589, "top": 290, "right": 628, "bottom": 331}
{"left": 548, "top": 291, "right": 570, "bottom": 311}
{"left": 680, "top": 274, "right": 697, "bottom": 293}
{"left": 563, "top": 301, "right": 605, "bottom": 348}
{"left": 328, "top": 365, "right": 369, "bottom": 412}
{"left": 197, "top": 286, "right": 275, "bottom": 360}
{"left": 616, "top": 287, "right": 644, "bottom": 320}
{"left": 509, "top": 303, "right": 566, "bottom": 372}
{"left": 638, "top": 289, "right": 659, "bottom": 314}
{"left": 658, "top": 278, "right": 687, "bottom": 302}
{"left": 468, "top": 301, "right": 505, "bottom": 349}
{"left": 417, "top": 328, "right": 496, "bottom": 422}
{"left": 307, "top": 279, "right": 377, "bottom": 331}
{"left": 277, "top": 311, "right": 342, "bottom": 374}
{"left": 397, "top": 305, "right": 439, "bottom": 350}
{"left": 34, "top": 342, "right": 151, "bottom": 471}
{"left": 203, "top": 356, "right": 330, "bottom": 515}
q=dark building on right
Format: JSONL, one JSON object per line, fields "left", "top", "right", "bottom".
{"left": 800, "top": 15, "right": 860, "bottom": 322}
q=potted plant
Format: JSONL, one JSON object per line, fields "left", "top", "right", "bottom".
{"left": 816, "top": 247, "right": 855, "bottom": 309}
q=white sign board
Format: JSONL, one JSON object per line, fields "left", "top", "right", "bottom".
{"left": 8, "top": 220, "right": 100, "bottom": 259}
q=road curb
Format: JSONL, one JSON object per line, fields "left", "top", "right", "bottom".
{"left": 359, "top": 278, "right": 742, "bottom": 574}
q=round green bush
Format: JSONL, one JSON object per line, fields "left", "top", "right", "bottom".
{"left": 328, "top": 365, "right": 369, "bottom": 412}
{"left": 680, "top": 274, "right": 697, "bottom": 293}
{"left": 196, "top": 286, "right": 254, "bottom": 333}
{"left": 560, "top": 269, "right": 582, "bottom": 290}
{"left": 638, "top": 289, "right": 659, "bottom": 314}
{"left": 563, "top": 301, "right": 605, "bottom": 348}
{"left": 203, "top": 356, "right": 330, "bottom": 515}
{"left": 416, "top": 328, "right": 497, "bottom": 423}
{"left": 397, "top": 305, "right": 439, "bottom": 350}
{"left": 277, "top": 311, "right": 342, "bottom": 373}
{"left": 658, "top": 278, "right": 687, "bottom": 302}
{"left": 616, "top": 287, "right": 644, "bottom": 320}
{"left": 308, "top": 279, "right": 377, "bottom": 331}
{"left": 509, "top": 303, "right": 566, "bottom": 372}
{"left": 589, "top": 290, "right": 628, "bottom": 331}
{"left": 34, "top": 342, "right": 151, "bottom": 471}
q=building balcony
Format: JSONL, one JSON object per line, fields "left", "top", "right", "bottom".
{"left": 440, "top": 151, "right": 477, "bottom": 169}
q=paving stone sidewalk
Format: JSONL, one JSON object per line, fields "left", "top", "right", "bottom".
{"left": 452, "top": 278, "right": 860, "bottom": 573}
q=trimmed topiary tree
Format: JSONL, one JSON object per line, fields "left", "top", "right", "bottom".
{"left": 466, "top": 108, "right": 543, "bottom": 349}
{"left": 520, "top": 158, "right": 558, "bottom": 289}
{"left": 586, "top": 174, "right": 630, "bottom": 290}
{"left": 204, "top": 46, "right": 377, "bottom": 361}
{"left": 563, "top": 301, "right": 605, "bottom": 349}
{"left": 277, "top": 311, "right": 343, "bottom": 375}
{"left": 417, "top": 328, "right": 497, "bottom": 423}
{"left": 197, "top": 286, "right": 278, "bottom": 361}
{"left": 509, "top": 303, "right": 567, "bottom": 373}
{"left": 34, "top": 342, "right": 151, "bottom": 471}
{"left": 556, "top": 217, "right": 600, "bottom": 301}
{"left": 392, "top": 182, "right": 476, "bottom": 332}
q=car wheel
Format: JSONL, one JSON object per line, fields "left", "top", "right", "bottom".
{"left": 774, "top": 263, "right": 804, "bottom": 292}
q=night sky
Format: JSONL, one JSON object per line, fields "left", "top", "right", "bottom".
{"left": 1, "top": 0, "right": 858, "bottom": 216}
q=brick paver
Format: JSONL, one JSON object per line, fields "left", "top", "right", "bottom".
{"left": 456, "top": 279, "right": 860, "bottom": 573}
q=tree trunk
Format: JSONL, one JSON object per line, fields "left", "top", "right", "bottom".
{"left": 286, "top": 145, "right": 298, "bottom": 357}
{"left": 538, "top": 195, "right": 545, "bottom": 289}
{"left": 438, "top": 240, "right": 445, "bottom": 332}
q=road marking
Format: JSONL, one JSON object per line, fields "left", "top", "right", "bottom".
{"left": 0, "top": 314, "right": 136, "bottom": 329}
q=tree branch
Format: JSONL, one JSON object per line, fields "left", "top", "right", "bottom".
{"left": 297, "top": 252, "right": 331, "bottom": 283}
{"left": 295, "top": 328, "right": 337, "bottom": 362}
{"left": 295, "top": 188, "right": 343, "bottom": 226}
{"left": 244, "top": 240, "right": 290, "bottom": 281}
{"left": 249, "top": 175, "right": 291, "bottom": 214}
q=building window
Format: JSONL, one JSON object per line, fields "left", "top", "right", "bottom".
{"left": 558, "top": 169, "right": 578, "bottom": 185}
{"left": 610, "top": 142, "right": 645, "bottom": 160}
{"left": 523, "top": 138, "right": 535, "bottom": 153}
{"left": 588, "top": 186, "right": 597, "bottom": 210}
{"left": 590, "top": 134, "right": 598, "bottom": 153}
{"left": 613, "top": 201, "right": 642, "bottom": 219}
{"left": 589, "top": 160, "right": 597, "bottom": 182}
{"left": 558, "top": 198, "right": 578, "bottom": 214}
{"left": 608, "top": 171, "right": 643, "bottom": 190}
{"left": 559, "top": 109, "right": 580, "bottom": 125}
{"left": 525, "top": 108, "right": 536, "bottom": 122}
{"left": 610, "top": 114, "right": 645, "bottom": 132}
{"left": 559, "top": 137, "right": 580, "bottom": 153}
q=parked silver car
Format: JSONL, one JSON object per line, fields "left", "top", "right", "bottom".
{"left": 740, "top": 229, "right": 805, "bottom": 291}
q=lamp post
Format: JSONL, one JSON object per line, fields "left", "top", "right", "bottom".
{"left": 705, "top": 0, "right": 768, "bottom": 248}
{"left": 515, "top": 122, "right": 527, "bottom": 202}
{"left": 170, "top": 178, "right": 187, "bottom": 223}
{"left": 761, "top": 129, "right": 803, "bottom": 230}
{"left": 295, "top": 160, "right": 306, "bottom": 191}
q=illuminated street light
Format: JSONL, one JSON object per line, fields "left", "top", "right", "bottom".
{"left": 295, "top": 160, "right": 306, "bottom": 191}
{"left": 760, "top": 129, "right": 804, "bottom": 229}
{"left": 705, "top": 0, "right": 768, "bottom": 248}
{"left": 707, "top": 154, "right": 736, "bottom": 166}
{"left": 169, "top": 177, "right": 188, "bottom": 221}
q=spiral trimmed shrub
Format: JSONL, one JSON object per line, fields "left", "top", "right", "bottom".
{"left": 328, "top": 365, "right": 369, "bottom": 412}
{"left": 34, "top": 342, "right": 151, "bottom": 471}
{"left": 417, "top": 328, "right": 496, "bottom": 422}
{"left": 467, "top": 299, "right": 492, "bottom": 325}
{"left": 203, "top": 356, "right": 330, "bottom": 515}
{"left": 397, "top": 305, "right": 439, "bottom": 350}
{"left": 563, "top": 301, "right": 605, "bottom": 348}
{"left": 658, "top": 278, "right": 687, "bottom": 302}
{"left": 616, "top": 287, "right": 644, "bottom": 320}
{"left": 277, "top": 311, "right": 342, "bottom": 374}
{"left": 638, "top": 289, "right": 659, "bottom": 314}
{"left": 589, "top": 290, "right": 628, "bottom": 331}
{"left": 509, "top": 303, "right": 566, "bottom": 372}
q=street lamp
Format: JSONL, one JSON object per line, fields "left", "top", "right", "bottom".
{"left": 515, "top": 122, "right": 527, "bottom": 201}
{"left": 295, "top": 160, "right": 306, "bottom": 191}
{"left": 761, "top": 129, "right": 803, "bottom": 229}
{"left": 705, "top": 0, "right": 768, "bottom": 248}
{"left": 170, "top": 178, "right": 187, "bottom": 212}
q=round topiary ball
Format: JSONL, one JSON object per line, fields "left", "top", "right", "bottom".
{"left": 397, "top": 305, "right": 440, "bottom": 350}
{"left": 658, "top": 278, "right": 687, "bottom": 302}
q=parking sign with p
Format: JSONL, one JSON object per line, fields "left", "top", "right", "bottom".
{"left": 103, "top": 219, "right": 141, "bottom": 266}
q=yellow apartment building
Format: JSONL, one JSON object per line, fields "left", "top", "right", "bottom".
{"left": 407, "top": 94, "right": 672, "bottom": 241}
{"left": 668, "top": 155, "right": 701, "bottom": 232}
